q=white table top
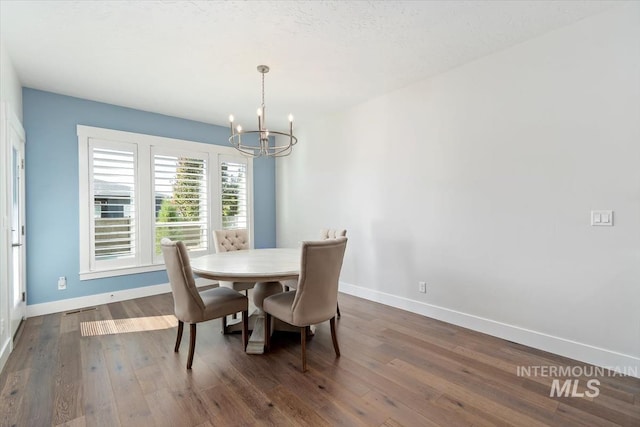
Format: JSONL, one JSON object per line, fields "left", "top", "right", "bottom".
{"left": 190, "top": 248, "right": 300, "bottom": 282}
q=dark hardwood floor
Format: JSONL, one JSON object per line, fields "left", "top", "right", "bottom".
{"left": 0, "top": 291, "right": 638, "bottom": 426}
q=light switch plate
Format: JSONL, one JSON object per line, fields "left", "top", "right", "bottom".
{"left": 591, "top": 210, "right": 613, "bottom": 226}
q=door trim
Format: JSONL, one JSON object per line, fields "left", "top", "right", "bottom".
{"left": 1, "top": 102, "right": 26, "bottom": 362}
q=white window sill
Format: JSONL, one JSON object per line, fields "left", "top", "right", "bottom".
{"left": 79, "top": 264, "right": 166, "bottom": 281}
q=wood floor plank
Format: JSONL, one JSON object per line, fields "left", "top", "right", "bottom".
{"left": 301, "top": 346, "right": 476, "bottom": 426}
{"left": 170, "top": 387, "right": 215, "bottom": 426}
{"left": 54, "top": 415, "right": 87, "bottom": 427}
{"left": 268, "top": 384, "right": 332, "bottom": 427}
{"left": 102, "top": 335, "right": 154, "bottom": 424}
{"left": 134, "top": 363, "right": 171, "bottom": 395}
{"left": 433, "top": 393, "right": 513, "bottom": 427}
{"left": 386, "top": 357, "right": 549, "bottom": 426}
{"left": 376, "top": 330, "right": 561, "bottom": 420}
{"left": 52, "top": 331, "right": 83, "bottom": 425}
{"left": 25, "top": 313, "right": 61, "bottom": 426}
{"left": 145, "top": 387, "right": 196, "bottom": 427}
{"left": 360, "top": 387, "right": 441, "bottom": 427}
{"left": 200, "top": 383, "right": 257, "bottom": 426}
{"left": 0, "top": 368, "right": 31, "bottom": 427}
{"left": 79, "top": 309, "right": 122, "bottom": 427}
{"left": 552, "top": 402, "right": 622, "bottom": 427}
{"left": 271, "top": 354, "right": 389, "bottom": 426}
{"left": 0, "top": 314, "right": 42, "bottom": 390}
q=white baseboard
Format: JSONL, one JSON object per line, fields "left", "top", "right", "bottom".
{"left": 0, "top": 336, "right": 11, "bottom": 374}
{"left": 26, "top": 278, "right": 215, "bottom": 318}
{"left": 339, "top": 281, "right": 640, "bottom": 379}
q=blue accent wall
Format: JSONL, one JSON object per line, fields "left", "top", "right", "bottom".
{"left": 23, "top": 88, "right": 276, "bottom": 305}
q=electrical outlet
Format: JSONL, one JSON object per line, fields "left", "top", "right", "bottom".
{"left": 58, "top": 276, "right": 67, "bottom": 290}
{"left": 418, "top": 281, "right": 427, "bottom": 293}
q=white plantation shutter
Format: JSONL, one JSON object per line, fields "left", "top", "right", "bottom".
{"left": 154, "top": 153, "right": 208, "bottom": 256}
{"left": 220, "top": 159, "right": 248, "bottom": 229}
{"left": 90, "top": 144, "right": 137, "bottom": 269}
{"left": 78, "top": 126, "right": 254, "bottom": 279}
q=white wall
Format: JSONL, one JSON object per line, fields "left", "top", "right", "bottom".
{"left": 0, "top": 38, "right": 22, "bottom": 372}
{"left": 277, "top": 4, "right": 640, "bottom": 373}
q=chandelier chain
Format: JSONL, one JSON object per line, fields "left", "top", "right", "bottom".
{"left": 261, "top": 71, "right": 265, "bottom": 108}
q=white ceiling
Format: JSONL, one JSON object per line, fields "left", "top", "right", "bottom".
{"left": 0, "top": 1, "right": 621, "bottom": 129}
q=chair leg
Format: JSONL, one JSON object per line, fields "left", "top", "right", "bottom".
{"left": 234, "top": 290, "right": 248, "bottom": 320}
{"left": 300, "top": 326, "right": 307, "bottom": 372}
{"left": 174, "top": 320, "right": 184, "bottom": 352}
{"left": 336, "top": 302, "right": 341, "bottom": 318}
{"left": 187, "top": 323, "right": 197, "bottom": 369}
{"left": 242, "top": 310, "right": 249, "bottom": 350}
{"left": 330, "top": 316, "right": 340, "bottom": 357}
{"left": 222, "top": 315, "right": 227, "bottom": 334}
{"left": 264, "top": 313, "right": 271, "bottom": 351}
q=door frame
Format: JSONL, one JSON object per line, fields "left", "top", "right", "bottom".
{"left": 1, "top": 101, "right": 26, "bottom": 355}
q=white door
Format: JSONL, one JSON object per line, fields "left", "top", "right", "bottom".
{"left": 8, "top": 111, "right": 26, "bottom": 339}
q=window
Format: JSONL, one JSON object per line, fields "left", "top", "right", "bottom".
{"left": 78, "top": 126, "right": 252, "bottom": 280}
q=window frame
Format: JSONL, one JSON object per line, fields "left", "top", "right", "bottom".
{"left": 78, "top": 125, "right": 253, "bottom": 280}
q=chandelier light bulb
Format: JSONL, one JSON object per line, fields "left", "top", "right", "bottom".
{"left": 257, "top": 108, "right": 262, "bottom": 117}
{"left": 236, "top": 125, "right": 242, "bottom": 132}
{"left": 229, "top": 114, "right": 234, "bottom": 122}
{"left": 288, "top": 114, "right": 294, "bottom": 122}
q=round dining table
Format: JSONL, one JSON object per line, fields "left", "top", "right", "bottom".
{"left": 190, "top": 247, "right": 300, "bottom": 354}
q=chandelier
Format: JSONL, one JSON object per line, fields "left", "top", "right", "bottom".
{"left": 228, "top": 65, "right": 298, "bottom": 157}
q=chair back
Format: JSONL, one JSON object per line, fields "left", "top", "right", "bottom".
{"left": 292, "top": 237, "right": 347, "bottom": 325}
{"left": 161, "top": 238, "right": 205, "bottom": 322}
{"left": 320, "top": 229, "right": 346, "bottom": 240}
{"left": 213, "top": 229, "right": 250, "bottom": 252}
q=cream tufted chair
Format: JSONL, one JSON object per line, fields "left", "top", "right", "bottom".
{"left": 213, "top": 229, "right": 255, "bottom": 295}
{"left": 263, "top": 237, "right": 347, "bottom": 372}
{"left": 320, "top": 229, "right": 347, "bottom": 240}
{"left": 161, "top": 238, "right": 248, "bottom": 369}
{"left": 282, "top": 229, "right": 347, "bottom": 318}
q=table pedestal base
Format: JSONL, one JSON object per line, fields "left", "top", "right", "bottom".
{"left": 247, "top": 281, "right": 283, "bottom": 354}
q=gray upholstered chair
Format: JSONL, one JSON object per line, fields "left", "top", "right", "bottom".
{"left": 282, "top": 229, "right": 347, "bottom": 317}
{"left": 161, "top": 238, "right": 248, "bottom": 369}
{"left": 263, "top": 237, "right": 348, "bottom": 372}
{"left": 213, "top": 229, "right": 255, "bottom": 295}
